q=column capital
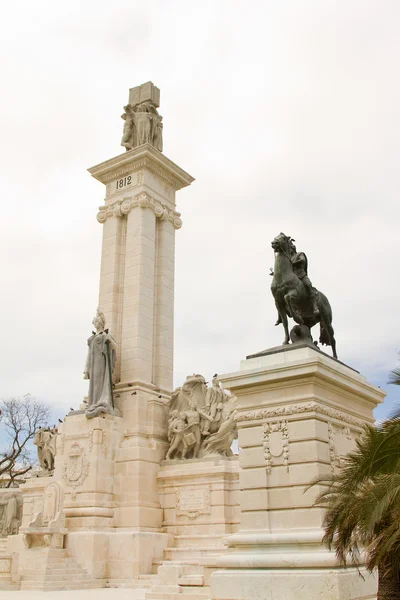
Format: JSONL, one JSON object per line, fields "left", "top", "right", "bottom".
{"left": 96, "top": 192, "right": 182, "bottom": 229}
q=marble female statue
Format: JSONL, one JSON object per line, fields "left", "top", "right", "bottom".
{"left": 84, "top": 308, "right": 117, "bottom": 419}
{"left": 135, "top": 102, "right": 152, "bottom": 146}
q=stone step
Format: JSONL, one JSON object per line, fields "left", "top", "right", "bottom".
{"left": 163, "top": 547, "right": 223, "bottom": 561}
{"left": 173, "top": 535, "right": 224, "bottom": 548}
{"left": 181, "top": 587, "right": 212, "bottom": 595}
{"left": 20, "top": 580, "right": 104, "bottom": 591}
{"left": 177, "top": 575, "right": 204, "bottom": 586}
{"left": 151, "top": 584, "right": 183, "bottom": 593}
{"left": 145, "top": 593, "right": 211, "bottom": 600}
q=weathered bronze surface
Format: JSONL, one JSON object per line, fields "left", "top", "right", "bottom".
{"left": 270, "top": 233, "right": 337, "bottom": 359}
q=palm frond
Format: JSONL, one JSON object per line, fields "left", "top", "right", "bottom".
{"left": 388, "top": 365, "right": 400, "bottom": 385}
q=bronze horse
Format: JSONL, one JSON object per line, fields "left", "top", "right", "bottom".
{"left": 270, "top": 233, "right": 337, "bottom": 359}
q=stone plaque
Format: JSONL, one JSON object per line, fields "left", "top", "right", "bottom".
{"left": 176, "top": 486, "right": 211, "bottom": 519}
{"left": 0, "top": 558, "right": 11, "bottom": 573}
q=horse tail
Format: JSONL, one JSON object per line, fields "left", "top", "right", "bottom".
{"left": 319, "top": 322, "right": 331, "bottom": 347}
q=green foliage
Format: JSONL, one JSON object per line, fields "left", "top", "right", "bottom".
{"left": 310, "top": 419, "right": 400, "bottom": 584}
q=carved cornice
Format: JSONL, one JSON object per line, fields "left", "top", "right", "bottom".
{"left": 97, "top": 192, "right": 183, "bottom": 229}
{"left": 236, "top": 401, "right": 366, "bottom": 429}
{"left": 88, "top": 144, "right": 194, "bottom": 191}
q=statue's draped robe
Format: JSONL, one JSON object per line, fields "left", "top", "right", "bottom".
{"left": 85, "top": 332, "right": 116, "bottom": 419}
{"left": 0, "top": 496, "right": 18, "bottom": 536}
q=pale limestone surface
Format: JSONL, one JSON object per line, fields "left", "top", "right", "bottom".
{"left": 210, "top": 344, "right": 384, "bottom": 600}
{"left": 3, "top": 84, "right": 382, "bottom": 600}
{"left": 33, "top": 428, "right": 56, "bottom": 473}
{"left": 121, "top": 82, "right": 163, "bottom": 152}
{"left": 0, "top": 491, "right": 22, "bottom": 537}
{"left": 6, "top": 590, "right": 147, "bottom": 599}
{"left": 166, "top": 374, "right": 237, "bottom": 459}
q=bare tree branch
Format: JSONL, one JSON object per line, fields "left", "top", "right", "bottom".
{"left": 0, "top": 394, "right": 51, "bottom": 487}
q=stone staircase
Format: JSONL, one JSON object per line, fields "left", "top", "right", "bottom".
{"left": 0, "top": 537, "right": 19, "bottom": 590}
{"left": 19, "top": 548, "right": 104, "bottom": 591}
{"left": 105, "top": 533, "right": 224, "bottom": 599}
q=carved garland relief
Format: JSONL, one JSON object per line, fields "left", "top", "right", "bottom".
{"left": 263, "top": 420, "right": 290, "bottom": 473}
{"left": 237, "top": 401, "right": 366, "bottom": 428}
{"left": 328, "top": 422, "right": 356, "bottom": 473}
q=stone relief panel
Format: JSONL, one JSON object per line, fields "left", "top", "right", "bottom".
{"left": 176, "top": 485, "right": 211, "bottom": 519}
{"left": 237, "top": 402, "right": 365, "bottom": 428}
{"left": 62, "top": 443, "right": 90, "bottom": 499}
{"left": 42, "top": 481, "right": 63, "bottom": 525}
{"left": 165, "top": 374, "right": 237, "bottom": 461}
{"left": 0, "top": 558, "right": 11, "bottom": 573}
{"left": 263, "top": 421, "right": 289, "bottom": 473}
{"left": 328, "top": 422, "right": 358, "bottom": 473}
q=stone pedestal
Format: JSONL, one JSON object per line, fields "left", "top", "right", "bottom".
{"left": 156, "top": 457, "right": 240, "bottom": 587}
{"left": 211, "top": 344, "right": 384, "bottom": 600}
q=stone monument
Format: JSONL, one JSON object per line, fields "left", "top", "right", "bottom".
{"left": 1, "top": 84, "right": 384, "bottom": 600}
{"left": 209, "top": 234, "right": 384, "bottom": 600}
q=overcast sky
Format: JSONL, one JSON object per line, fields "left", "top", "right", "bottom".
{"left": 0, "top": 0, "right": 399, "bottom": 427}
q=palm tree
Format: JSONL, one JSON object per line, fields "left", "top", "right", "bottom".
{"left": 388, "top": 363, "right": 400, "bottom": 386}
{"left": 311, "top": 420, "right": 400, "bottom": 600}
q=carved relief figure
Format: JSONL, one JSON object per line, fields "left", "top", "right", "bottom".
{"left": 165, "top": 374, "right": 237, "bottom": 460}
{"left": 181, "top": 397, "right": 213, "bottom": 458}
{"left": 166, "top": 413, "right": 189, "bottom": 460}
{"left": 120, "top": 101, "right": 163, "bottom": 152}
{"left": 121, "top": 105, "right": 135, "bottom": 150}
{"left": 84, "top": 308, "right": 117, "bottom": 419}
{"left": 34, "top": 428, "right": 56, "bottom": 472}
{"left": 201, "top": 413, "right": 237, "bottom": 457}
{"left": 202, "top": 374, "right": 226, "bottom": 434}
{"left": 0, "top": 493, "right": 22, "bottom": 536}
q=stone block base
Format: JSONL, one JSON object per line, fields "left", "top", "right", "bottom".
{"left": 66, "top": 530, "right": 171, "bottom": 580}
{"left": 211, "top": 568, "right": 377, "bottom": 600}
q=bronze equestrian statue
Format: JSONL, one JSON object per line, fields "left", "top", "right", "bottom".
{"left": 270, "top": 233, "right": 337, "bottom": 359}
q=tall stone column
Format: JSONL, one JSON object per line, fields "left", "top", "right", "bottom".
{"left": 88, "top": 113, "right": 193, "bottom": 534}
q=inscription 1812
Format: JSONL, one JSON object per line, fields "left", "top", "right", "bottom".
{"left": 116, "top": 176, "right": 132, "bottom": 190}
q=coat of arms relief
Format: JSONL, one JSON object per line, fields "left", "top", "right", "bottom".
{"left": 62, "top": 443, "right": 90, "bottom": 499}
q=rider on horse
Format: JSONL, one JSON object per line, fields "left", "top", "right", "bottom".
{"left": 273, "top": 237, "right": 319, "bottom": 325}
{"left": 288, "top": 239, "right": 319, "bottom": 318}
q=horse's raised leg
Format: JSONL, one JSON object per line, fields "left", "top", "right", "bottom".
{"left": 284, "top": 292, "right": 303, "bottom": 325}
{"left": 280, "top": 306, "right": 290, "bottom": 345}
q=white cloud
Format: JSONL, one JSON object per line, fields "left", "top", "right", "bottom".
{"left": 0, "top": 0, "right": 399, "bottom": 421}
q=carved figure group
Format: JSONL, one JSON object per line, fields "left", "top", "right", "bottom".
{"left": 270, "top": 233, "right": 337, "bottom": 358}
{"left": 34, "top": 427, "right": 57, "bottom": 473}
{"left": 121, "top": 101, "right": 163, "bottom": 152}
{"left": 166, "top": 374, "right": 237, "bottom": 460}
{"left": 0, "top": 493, "right": 22, "bottom": 536}
{"left": 83, "top": 308, "right": 117, "bottom": 419}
